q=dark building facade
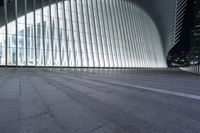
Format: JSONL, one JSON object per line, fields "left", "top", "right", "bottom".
{"left": 186, "top": 0, "right": 200, "bottom": 65}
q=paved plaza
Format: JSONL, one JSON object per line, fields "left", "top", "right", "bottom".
{"left": 0, "top": 68, "right": 200, "bottom": 133}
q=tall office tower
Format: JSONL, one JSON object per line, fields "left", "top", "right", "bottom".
{"left": 186, "top": 0, "right": 200, "bottom": 65}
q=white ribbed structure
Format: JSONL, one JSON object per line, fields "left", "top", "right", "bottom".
{"left": 133, "top": 0, "right": 188, "bottom": 56}
{"left": 0, "top": 0, "right": 187, "bottom": 68}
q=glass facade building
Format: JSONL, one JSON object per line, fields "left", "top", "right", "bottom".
{"left": 0, "top": 0, "right": 187, "bottom": 68}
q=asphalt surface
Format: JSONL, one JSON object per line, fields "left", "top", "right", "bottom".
{"left": 0, "top": 68, "right": 200, "bottom": 133}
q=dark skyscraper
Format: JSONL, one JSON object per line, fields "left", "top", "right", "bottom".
{"left": 186, "top": 0, "right": 200, "bottom": 65}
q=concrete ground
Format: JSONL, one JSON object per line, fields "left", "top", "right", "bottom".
{"left": 0, "top": 68, "right": 200, "bottom": 133}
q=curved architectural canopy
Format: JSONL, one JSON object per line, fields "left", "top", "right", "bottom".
{"left": 0, "top": 0, "right": 187, "bottom": 68}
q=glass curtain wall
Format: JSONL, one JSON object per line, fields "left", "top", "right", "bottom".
{"left": 43, "top": 0, "right": 52, "bottom": 66}
{"left": 0, "top": 0, "right": 167, "bottom": 68}
{"left": 0, "top": 0, "right": 6, "bottom": 65}
{"left": 27, "top": 0, "right": 35, "bottom": 66}
{"left": 17, "top": 0, "right": 26, "bottom": 66}
{"left": 58, "top": 0, "right": 68, "bottom": 66}
{"left": 35, "top": 0, "right": 44, "bottom": 66}
{"left": 0, "top": 25, "right": 6, "bottom": 65}
{"left": 7, "top": 0, "right": 17, "bottom": 65}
